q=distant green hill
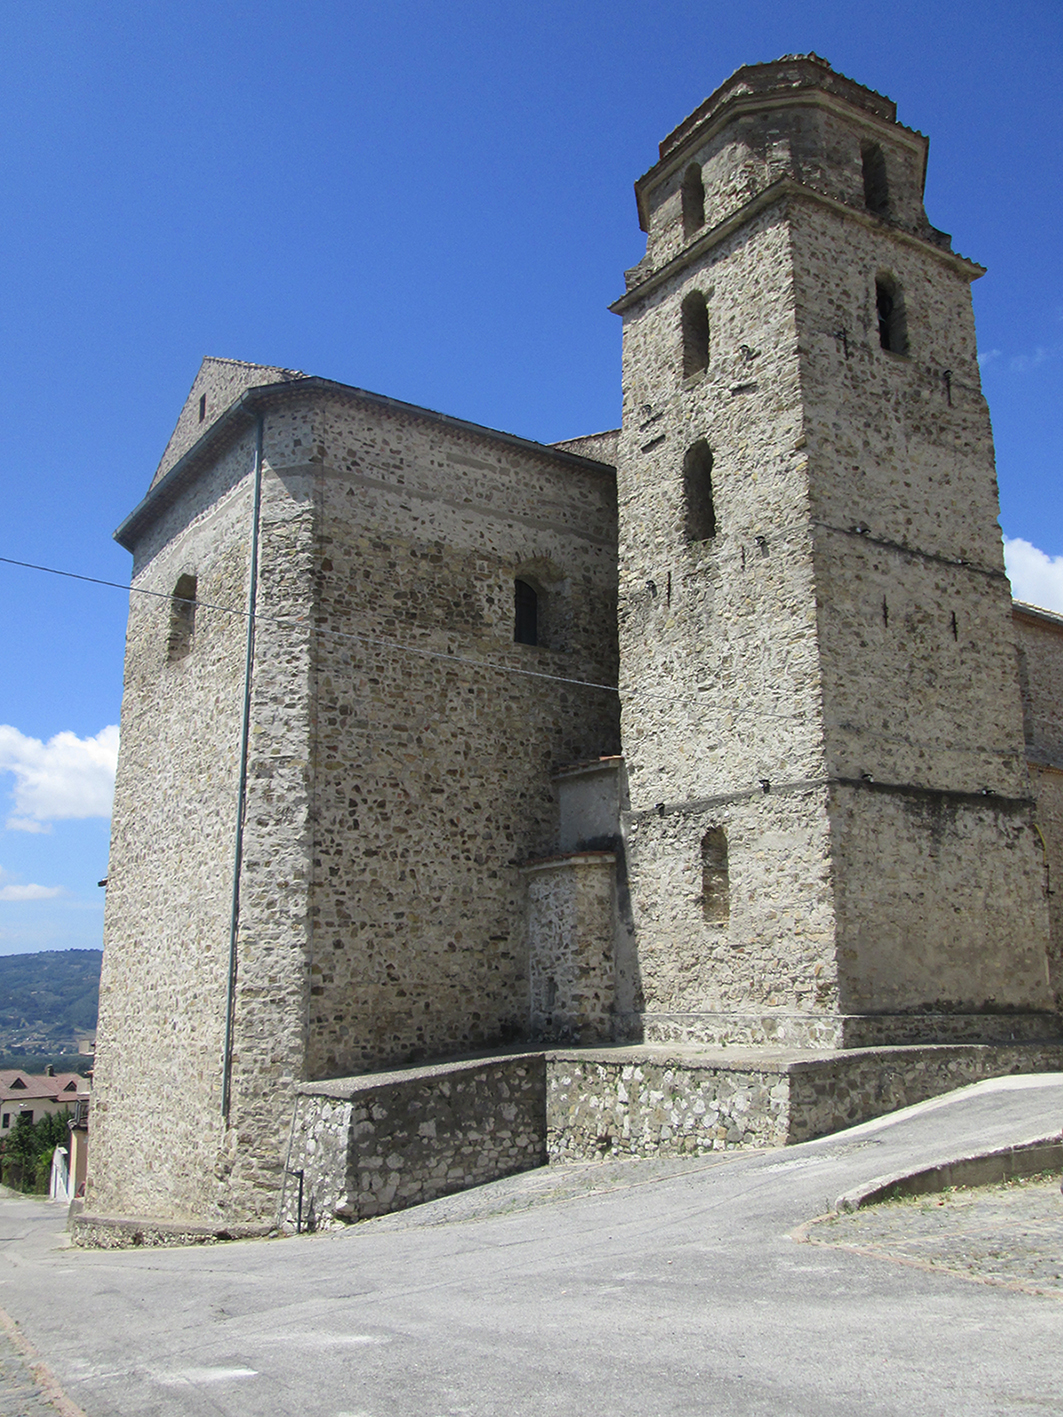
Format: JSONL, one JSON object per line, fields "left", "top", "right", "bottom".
{"left": 0, "top": 949, "right": 102, "bottom": 1062}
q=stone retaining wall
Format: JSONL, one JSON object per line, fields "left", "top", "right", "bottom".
{"left": 546, "top": 1052, "right": 792, "bottom": 1157}
{"left": 281, "top": 1054, "right": 547, "bottom": 1230}
{"left": 785, "top": 1042, "right": 1063, "bottom": 1143}
{"left": 276, "top": 1041, "right": 1063, "bottom": 1232}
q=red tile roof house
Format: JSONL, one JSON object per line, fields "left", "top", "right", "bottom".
{"left": 0, "top": 1070, "right": 88, "bottom": 1132}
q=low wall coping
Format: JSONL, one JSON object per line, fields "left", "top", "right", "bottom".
{"left": 296, "top": 1051, "right": 548, "bottom": 1100}
{"left": 297, "top": 1039, "right": 1063, "bottom": 1100}
{"left": 521, "top": 851, "right": 616, "bottom": 873}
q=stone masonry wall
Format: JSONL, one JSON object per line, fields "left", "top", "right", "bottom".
{"left": 791, "top": 197, "right": 1052, "bottom": 1014}
{"left": 547, "top": 1051, "right": 791, "bottom": 1156}
{"left": 1016, "top": 607, "right": 1063, "bottom": 769}
{"left": 304, "top": 393, "right": 620, "bottom": 1077}
{"left": 638, "top": 82, "right": 934, "bottom": 278}
{"left": 217, "top": 411, "right": 319, "bottom": 1224}
{"left": 614, "top": 61, "right": 1053, "bottom": 1043}
{"left": 1015, "top": 607, "right": 1063, "bottom": 1012}
{"left": 525, "top": 854, "right": 616, "bottom": 1042}
{"left": 282, "top": 1055, "right": 547, "bottom": 1228}
{"left": 546, "top": 1042, "right": 1063, "bottom": 1159}
{"left": 828, "top": 782, "right": 1052, "bottom": 1014}
{"left": 94, "top": 373, "right": 620, "bottom": 1231}
{"left": 90, "top": 430, "right": 258, "bottom": 1225}
{"left": 151, "top": 356, "right": 305, "bottom": 488}
{"left": 616, "top": 203, "right": 840, "bottom": 1036}
{"left": 1027, "top": 766, "right": 1063, "bottom": 1014}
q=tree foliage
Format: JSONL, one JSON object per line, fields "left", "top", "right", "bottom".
{"left": 0, "top": 1110, "right": 71, "bottom": 1193}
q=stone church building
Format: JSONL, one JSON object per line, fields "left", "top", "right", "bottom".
{"left": 85, "top": 55, "right": 1063, "bottom": 1235}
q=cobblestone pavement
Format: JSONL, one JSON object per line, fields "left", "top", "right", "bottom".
{"left": 805, "top": 1172, "right": 1063, "bottom": 1298}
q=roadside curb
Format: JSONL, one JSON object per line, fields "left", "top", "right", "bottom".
{"left": 70, "top": 1211, "right": 275, "bottom": 1249}
{"left": 833, "top": 1133, "right": 1063, "bottom": 1212}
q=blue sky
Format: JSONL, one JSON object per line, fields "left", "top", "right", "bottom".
{"left": 1, "top": 0, "right": 1061, "bottom": 955}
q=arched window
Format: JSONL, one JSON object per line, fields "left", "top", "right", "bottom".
{"left": 514, "top": 578, "right": 538, "bottom": 646}
{"left": 861, "top": 142, "right": 889, "bottom": 216}
{"left": 682, "top": 163, "right": 705, "bottom": 238}
{"left": 683, "top": 441, "right": 717, "bottom": 542}
{"left": 167, "top": 574, "right": 197, "bottom": 662}
{"left": 701, "top": 827, "right": 729, "bottom": 924}
{"left": 876, "top": 275, "right": 908, "bottom": 355}
{"left": 681, "top": 292, "right": 710, "bottom": 378}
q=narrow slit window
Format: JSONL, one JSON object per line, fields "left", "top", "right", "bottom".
{"left": 876, "top": 275, "right": 908, "bottom": 355}
{"left": 682, "top": 163, "right": 705, "bottom": 238}
{"left": 701, "top": 827, "right": 730, "bottom": 924}
{"left": 681, "top": 291, "right": 710, "bottom": 378}
{"left": 861, "top": 142, "right": 889, "bottom": 216}
{"left": 198, "top": 393, "right": 207, "bottom": 422}
{"left": 167, "top": 574, "right": 197, "bottom": 662}
{"left": 514, "top": 578, "right": 538, "bottom": 646}
{"left": 683, "top": 441, "right": 717, "bottom": 542}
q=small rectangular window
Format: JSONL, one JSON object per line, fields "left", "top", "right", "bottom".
{"left": 682, "top": 163, "right": 705, "bottom": 237}
{"left": 702, "top": 827, "right": 729, "bottom": 924}
{"left": 682, "top": 292, "right": 710, "bottom": 378}
{"left": 514, "top": 578, "right": 538, "bottom": 645}
{"left": 684, "top": 442, "right": 717, "bottom": 542}
{"left": 876, "top": 276, "right": 908, "bottom": 355}
{"left": 168, "top": 574, "right": 197, "bottom": 662}
{"left": 861, "top": 142, "right": 889, "bottom": 216}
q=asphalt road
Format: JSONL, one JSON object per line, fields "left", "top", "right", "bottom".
{"left": 2, "top": 1074, "right": 1062, "bottom": 1417}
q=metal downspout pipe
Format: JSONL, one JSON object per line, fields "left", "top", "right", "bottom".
{"left": 222, "top": 413, "right": 265, "bottom": 1120}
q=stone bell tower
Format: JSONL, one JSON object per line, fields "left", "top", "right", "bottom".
{"left": 612, "top": 55, "right": 1057, "bottom": 1048}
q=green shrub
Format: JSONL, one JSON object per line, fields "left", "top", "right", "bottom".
{"left": 0, "top": 1111, "right": 72, "bottom": 1194}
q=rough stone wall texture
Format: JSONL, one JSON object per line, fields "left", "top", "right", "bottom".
{"left": 631, "top": 60, "right": 945, "bottom": 290}
{"left": 1016, "top": 608, "right": 1063, "bottom": 768}
{"left": 791, "top": 195, "right": 1051, "bottom": 1012}
{"left": 551, "top": 430, "right": 620, "bottom": 465}
{"left": 547, "top": 1053, "right": 791, "bottom": 1156}
{"left": 616, "top": 204, "right": 835, "bottom": 1042}
{"left": 283, "top": 1055, "right": 547, "bottom": 1228}
{"left": 1028, "top": 766, "right": 1063, "bottom": 1015}
{"left": 614, "top": 58, "right": 1054, "bottom": 1045}
{"left": 90, "top": 432, "right": 258, "bottom": 1225}
{"left": 783, "top": 1041, "right": 1063, "bottom": 1143}
{"left": 151, "top": 356, "right": 306, "bottom": 488}
{"left": 91, "top": 374, "right": 619, "bottom": 1229}
{"left": 305, "top": 393, "right": 619, "bottom": 1077}
{"left": 547, "top": 1042, "right": 1063, "bottom": 1159}
{"left": 1015, "top": 607, "right": 1063, "bottom": 1012}
{"left": 525, "top": 855, "right": 616, "bottom": 1041}
{"left": 219, "top": 435, "right": 318, "bottom": 1224}
{"left": 828, "top": 783, "right": 1051, "bottom": 1014}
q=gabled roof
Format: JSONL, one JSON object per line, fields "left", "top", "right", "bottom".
{"left": 150, "top": 356, "right": 307, "bottom": 490}
{"left": 0, "top": 1070, "right": 89, "bottom": 1104}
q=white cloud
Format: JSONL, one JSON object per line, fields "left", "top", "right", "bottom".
{"left": 0, "top": 866, "right": 62, "bottom": 903}
{"left": 0, "top": 883, "right": 62, "bottom": 901}
{"left": 0, "top": 724, "right": 119, "bottom": 831}
{"left": 977, "top": 349, "right": 1001, "bottom": 368}
{"left": 1004, "top": 538, "right": 1063, "bottom": 615}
